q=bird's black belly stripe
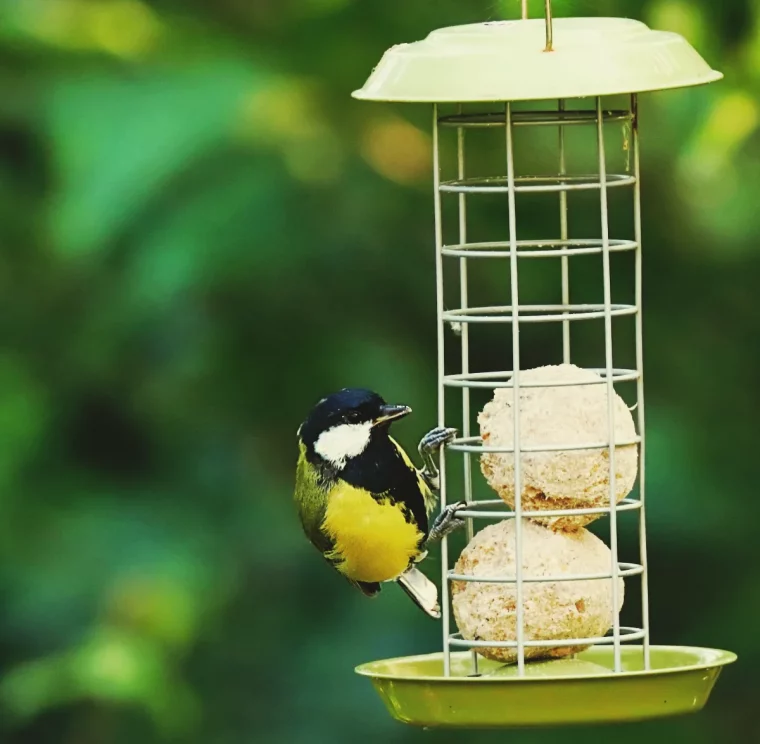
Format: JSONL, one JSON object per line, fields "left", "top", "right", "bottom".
{"left": 340, "top": 435, "right": 429, "bottom": 537}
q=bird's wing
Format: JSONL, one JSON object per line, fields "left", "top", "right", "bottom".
{"left": 294, "top": 442, "right": 334, "bottom": 555}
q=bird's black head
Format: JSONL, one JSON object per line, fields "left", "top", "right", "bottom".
{"left": 298, "top": 388, "right": 411, "bottom": 468}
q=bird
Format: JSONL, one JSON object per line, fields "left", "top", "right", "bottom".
{"left": 294, "top": 387, "right": 465, "bottom": 618}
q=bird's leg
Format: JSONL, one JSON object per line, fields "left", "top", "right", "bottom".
{"left": 418, "top": 426, "right": 458, "bottom": 491}
{"left": 418, "top": 426, "right": 467, "bottom": 548}
{"left": 425, "top": 501, "right": 468, "bottom": 547}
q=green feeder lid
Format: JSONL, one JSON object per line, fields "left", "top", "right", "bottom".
{"left": 353, "top": 18, "right": 723, "bottom": 103}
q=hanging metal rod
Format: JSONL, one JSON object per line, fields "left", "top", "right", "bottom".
{"left": 523, "top": 0, "right": 553, "bottom": 51}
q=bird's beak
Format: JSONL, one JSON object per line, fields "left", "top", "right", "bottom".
{"left": 373, "top": 404, "right": 412, "bottom": 426}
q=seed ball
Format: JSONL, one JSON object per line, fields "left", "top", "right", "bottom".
{"left": 451, "top": 519, "right": 624, "bottom": 664}
{"left": 479, "top": 364, "right": 638, "bottom": 531}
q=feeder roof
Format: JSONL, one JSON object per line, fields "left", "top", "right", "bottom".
{"left": 352, "top": 18, "right": 722, "bottom": 103}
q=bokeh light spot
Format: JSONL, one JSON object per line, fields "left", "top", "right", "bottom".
{"left": 360, "top": 116, "right": 431, "bottom": 185}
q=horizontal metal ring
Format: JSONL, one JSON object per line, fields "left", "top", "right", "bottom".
{"left": 440, "top": 174, "right": 636, "bottom": 194}
{"left": 443, "top": 368, "right": 639, "bottom": 389}
{"left": 441, "top": 238, "right": 637, "bottom": 259}
{"left": 447, "top": 434, "right": 641, "bottom": 454}
{"left": 442, "top": 303, "right": 637, "bottom": 324}
{"left": 449, "top": 561, "right": 643, "bottom": 585}
{"left": 438, "top": 110, "right": 633, "bottom": 129}
{"left": 447, "top": 627, "right": 645, "bottom": 650}
{"left": 449, "top": 497, "right": 642, "bottom": 520}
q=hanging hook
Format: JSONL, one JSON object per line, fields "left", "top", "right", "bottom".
{"left": 544, "top": 0, "right": 554, "bottom": 52}
{"left": 523, "top": 0, "right": 554, "bottom": 51}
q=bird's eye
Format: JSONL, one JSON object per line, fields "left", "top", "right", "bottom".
{"left": 346, "top": 410, "right": 361, "bottom": 423}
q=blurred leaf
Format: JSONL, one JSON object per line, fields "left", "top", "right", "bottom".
{"left": 1, "top": 627, "right": 198, "bottom": 735}
{"left": 46, "top": 60, "right": 264, "bottom": 257}
{"left": 0, "top": 354, "right": 48, "bottom": 494}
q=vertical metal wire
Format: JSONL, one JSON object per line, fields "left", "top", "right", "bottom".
{"left": 558, "top": 99, "right": 570, "bottom": 363}
{"left": 456, "top": 106, "right": 478, "bottom": 676}
{"left": 632, "top": 93, "right": 651, "bottom": 670}
{"left": 433, "top": 105, "right": 452, "bottom": 677}
{"left": 506, "top": 102, "right": 525, "bottom": 676}
{"left": 596, "top": 96, "right": 622, "bottom": 673}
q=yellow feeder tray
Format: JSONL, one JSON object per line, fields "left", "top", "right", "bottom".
{"left": 356, "top": 646, "right": 737, "bottom": 728}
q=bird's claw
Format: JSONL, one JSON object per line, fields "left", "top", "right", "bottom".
{"left": 419, "top": 426, "right": 458, "bottom": 456}
{"left": 425, "top": 501, "right": 468, "bottom": 547}
{"left": 418, "top": 426, "right": 458, "bottom": 492}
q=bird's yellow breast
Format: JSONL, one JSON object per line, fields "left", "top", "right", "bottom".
{"left": 322, "top": 482, "right": 423, "bottom": 584}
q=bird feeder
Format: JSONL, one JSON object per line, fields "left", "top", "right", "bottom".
{"left": 351, "top": 2, "right": 736, "bottom": 729}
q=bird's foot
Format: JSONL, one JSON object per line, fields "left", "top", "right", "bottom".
{"left": 419, "top": 426, "right": 458, "bottom": 455}
{"left": 418, "top": 426, "right": 458, "bottom": 491}
{"left": 425, "top": 501, "right": 468, "bottom": 547}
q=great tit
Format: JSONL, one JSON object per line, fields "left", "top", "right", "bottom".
{"left": 294, "top": 388, "right": 465, "bottom": 618}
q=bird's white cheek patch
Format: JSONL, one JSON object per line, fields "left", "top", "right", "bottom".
{"left": 315, "top": 423, "right": 372, "bottom": 467}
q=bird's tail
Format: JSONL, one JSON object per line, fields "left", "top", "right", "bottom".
{"left": 396, "top": 566, "right": 441, "bottom": 619}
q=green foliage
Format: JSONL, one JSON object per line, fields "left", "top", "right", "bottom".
{"left": 0, "top": 0, "right": 755, "bottom": 742}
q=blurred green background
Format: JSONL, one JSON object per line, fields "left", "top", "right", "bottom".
{"left": 0, "top": 0, "right": 755, "bottom": 742}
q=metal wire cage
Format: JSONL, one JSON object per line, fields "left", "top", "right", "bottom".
{"left": 352, "top": 3, "right": 736, "bottom": 728}
{"left": 435, "top": 93, "right": 646, "bottom": 678}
